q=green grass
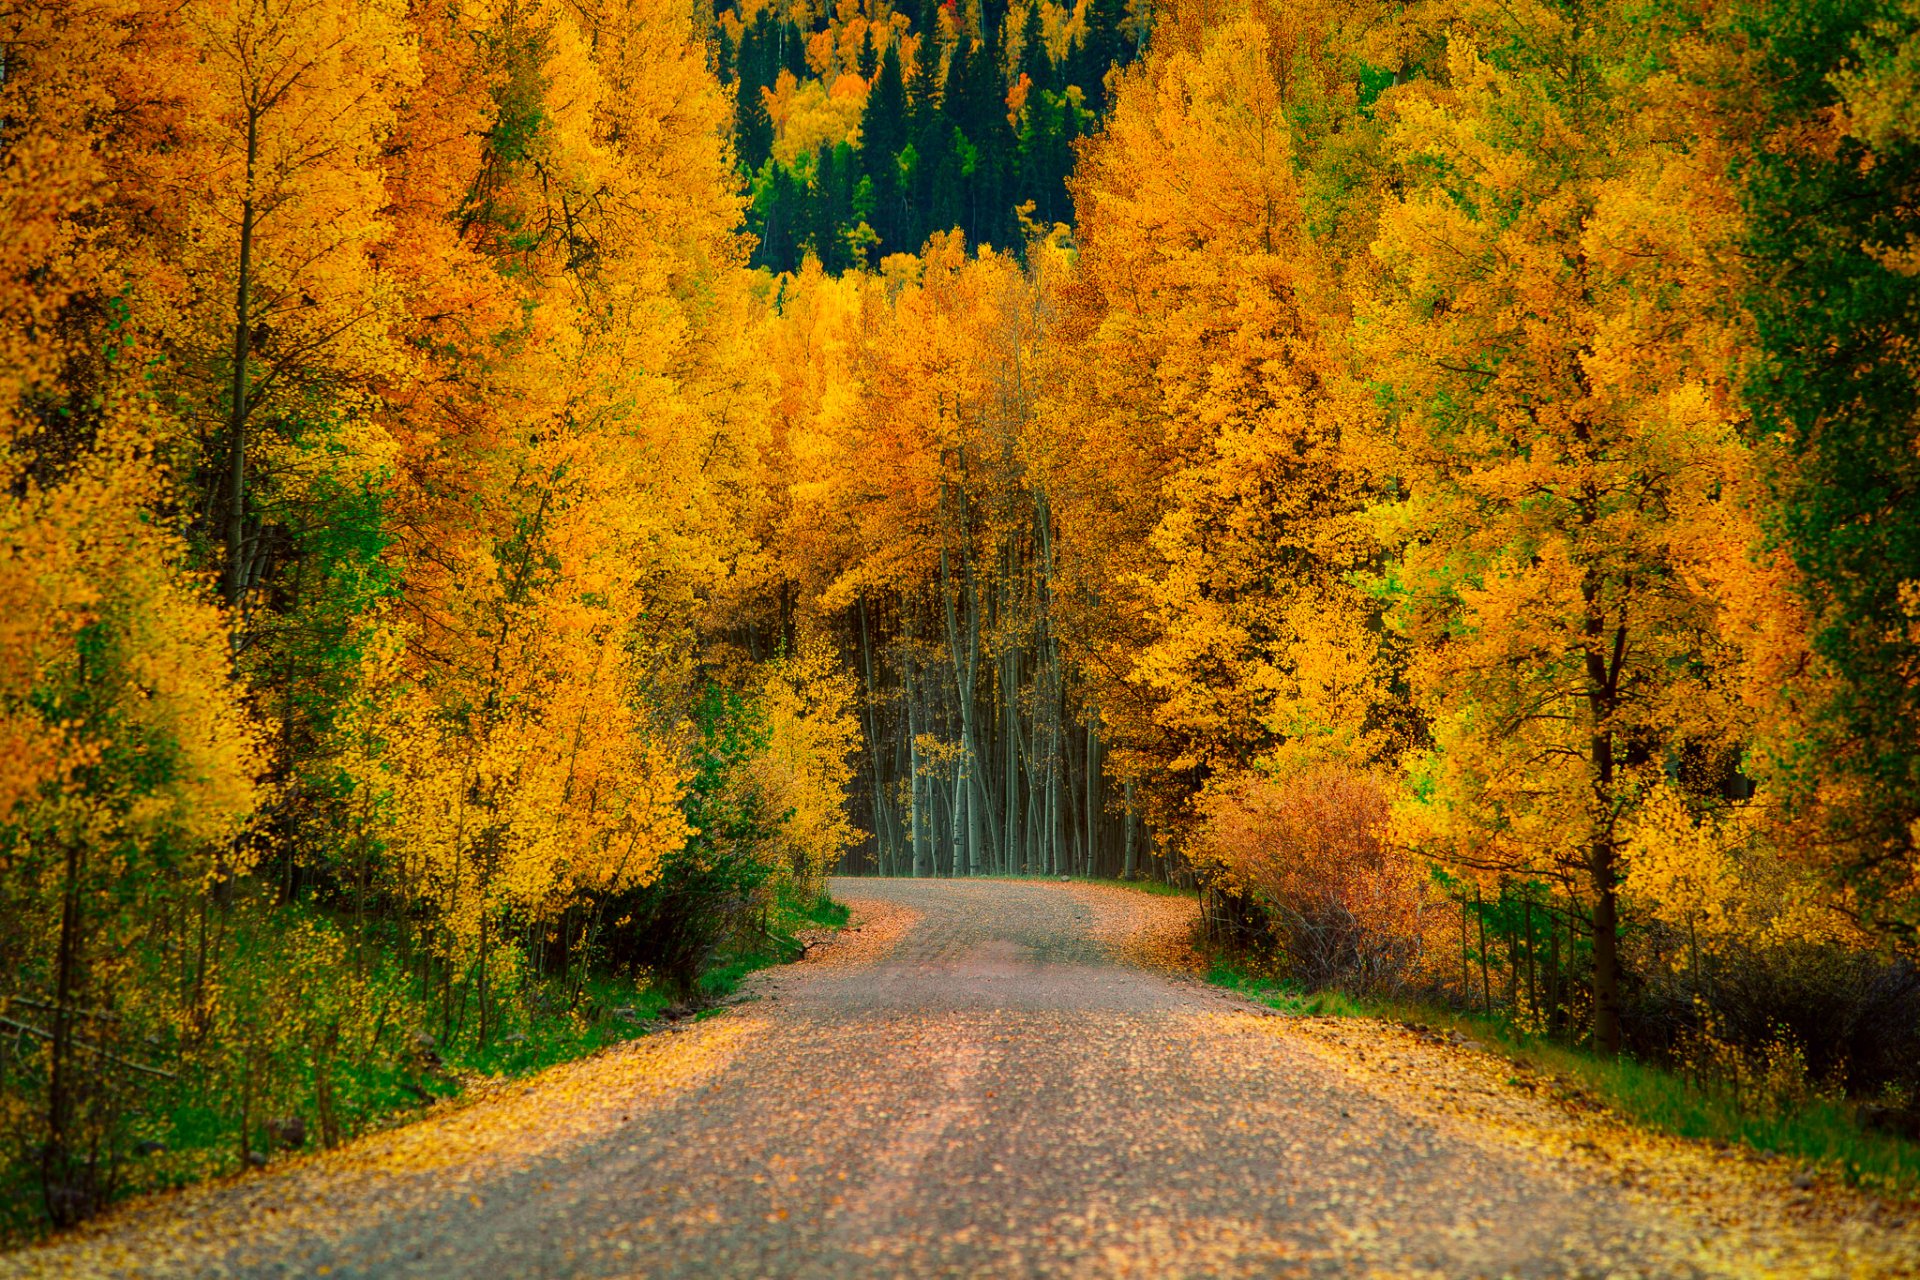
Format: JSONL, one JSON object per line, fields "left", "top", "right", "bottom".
{"left": 1208, "top": 963, "right": 1920, "bottom": 1199}
{"left": 306, "top": 890, "right": 849, "bottom": 1132}
{"left": 457, "top": 976, "right": 673, "bottom": 1078}
{"left": 360, "top": 899, "right": 852, "bottom": 1103}
{"left": 697, "top": 888, "right": 850, "bottom": 1003}
{"left": 1208, "top": 961, "right": 1371, "bottom": 1017}
{"left": 1092, "top": 875, "right": 1198, "bottom": 898}
{"left": 801, "top": 894, "right": 852, "bottom": 928}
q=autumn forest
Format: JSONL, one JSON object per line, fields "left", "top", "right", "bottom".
{"left": 3, "top": 0, "right": 1920, "bottom": 1246}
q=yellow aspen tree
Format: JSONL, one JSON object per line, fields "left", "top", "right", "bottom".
{"left": 1362, "top": 0, "right": 1756, "bottom": 1055}
{"left": 350, "top": 0, "right": 753, "bottom": 1026}
{"left": 767, "top": 242, "right": 1094, "bottom": 879}
{"left": 1044, "top": 6, "right": 1398, "bottom": 840}
{"left": 162, "top": 0, "right": 416, "bottom": 613}
{"left": 0, "top": 0, "right": 264, "bottom": 1219}
{"left": 0, "top": 431, "right": 263, "bottom": 1223}
{"left": 749, "top": 636, "right": 864, "bottom": 894}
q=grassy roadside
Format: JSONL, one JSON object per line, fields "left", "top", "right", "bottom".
{"left": 691, "top": 892, "right": 849, "bottom": 1007}
{"left": 1, "top": 890, "right": 849, "bottom": 1245}
{"left": 1209, "top": 962, "right": 1920, "bottom": 1200}
{"left": 313, "top": 888, "right": 850, "bottom": 1118}
{"left": 457, "top": 888, "right": 850, "bottom": 1069}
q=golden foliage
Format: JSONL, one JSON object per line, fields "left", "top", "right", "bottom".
{"left": 748, "top": 637, "right": 864, "bottom": 893}
{"left": 0, "top": 0, "right": 814, "bottom": 1226}
{"left": 1042, "top": 6, "right": 1401, "bottom": 836}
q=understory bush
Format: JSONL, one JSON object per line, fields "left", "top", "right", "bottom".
{"left": 1, "top": 667, "right": 860, "bottom": 1240}
{"left": 1191, "top": 764, "right": 1920, "bottom": 1133}
{"left": 1192, "top": 766, "right": 1428, "bottom": 994}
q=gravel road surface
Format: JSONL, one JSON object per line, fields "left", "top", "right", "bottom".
{"left": 7, "top": 877, "right": 1916, "bottom": 1278}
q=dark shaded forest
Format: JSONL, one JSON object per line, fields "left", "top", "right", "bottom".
{"left": 722, "top": 0, "right": 1144, "bottom": 270}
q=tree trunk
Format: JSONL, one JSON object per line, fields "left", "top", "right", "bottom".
{"left": 224, "top": 107, "right": 261, "bottom": 611}
{"left": 43, "top": 836, "right": 89, "bottom": 1226}
{"left": 1003, "top": 644, "right": 1019, "bottom": 875}
{"left": 1591, "top": 844, "right": 1622, "bottom": 1055}
{"left": 1583, "top": 581, "right": 1628, "bottom": 1057}
{"left": 857, "top": 596, "right": 899, "bottom": 872}
{"left": 1085, "top": 722, "right": 1100, "bottom": 875}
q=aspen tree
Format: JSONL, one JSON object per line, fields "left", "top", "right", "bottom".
{"left": 1363, "top": 0, "right": 1754, "bottom": 1053}
{"left": 1042, "top": 7, "right": 1395, "bottom": 843}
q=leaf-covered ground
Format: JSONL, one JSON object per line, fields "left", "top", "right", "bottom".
{"left": 5, "top": 879, "right": 1916, "bottom": 1278}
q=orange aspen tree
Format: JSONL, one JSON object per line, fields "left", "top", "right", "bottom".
{"left": 163, "top": 0, "right": 415, "bottom": 616}
{"left": 345, "top": 0, "right": 755, "bottom": 1029}
{"left": 768, "top": 240, "right": 1119, "bottom": 878}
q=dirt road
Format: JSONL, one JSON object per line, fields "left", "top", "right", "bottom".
{"left": 7, "top": 878, "right": 1916, "bottom": 1278}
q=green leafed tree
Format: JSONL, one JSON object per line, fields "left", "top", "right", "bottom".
{"left": 1741, "top": 0, "right": 1920, "bottom": 944}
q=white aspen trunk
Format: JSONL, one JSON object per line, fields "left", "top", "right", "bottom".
{"left": 907, "top": 656, "right": 928, "bottom": 877}
{"left": 1033, "top": 487, "right": 1066, "bottom": 877}
{"left": 948, "top": 764, "right": 964, "bottom": 878}
{"left": 1022, "top": 707, "right": 1042, "bottom": 872}
{"left": 857, "top": 597, "right": 899, "bottom": 873}
{"left": 965, "top": 757, "right": 982, "bottom": 877}
{"left": 892, "top": 729, "right": 910, "bottom": 877}
{"left": 1052, "top": 749, "right": 1067, "bottom": 876}
{"left": 1063, "top": 688, "right": 1082, "bottom": 875}
{"left": 1085, "top": 722, "right": 1099, "bottom": 876}
{"left": 941, "top": 547, "right": 993, "bottom": 875}
{"left": 1003, "top": 645, "right": 1019, "bottom": 875}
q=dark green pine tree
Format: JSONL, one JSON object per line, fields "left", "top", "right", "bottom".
{"left": 751, "top": 161, "right": 805, "bottom": 273}
{"left": 987, "top": 0, "right": 1013, "bottom": 45}
{"left": 857, "top": 26, "right": 878, "bottom": 78}
{"left": 915, "top": 0, "right": 945, "bottom": 50}
{"left": 1065, "top": 0, "right": 1130, "bottom": 118}
{"left": 733, "top": 11, "right": 777, "bottom": 173}
{"left": 737, "top": 11, "right": 776, "bottom": 87}
{"left": 778, "top": 12, "right": 809, "bottom": 78}
{"left": 1018, "top": 0, "right": 1052, "bottom": 94}
{"left": 908, "top": 26, "right": 963, "bottom": 249}
{"left": 955, "top": 4, "right": 1015, "bottom": 249}
{"left": 859, "top": 40, "right": 912, "bottom": 253}
{"left": 735, "top": 73, "right": 774, "bottom": 173}
{"left": 714, "top": 20, "right": 737, "bottom": 85}
{"left": 943, "top": 19, "right": 986, "bottom": 242}
{"left": 1016, "top": 87, "right": 1078, "bottom": 229}
{"left": 810, "top": 142, "right": 864, "bottom": 271}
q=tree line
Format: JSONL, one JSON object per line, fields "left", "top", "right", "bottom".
{"left": 0, "top": 0, "right": 856, "bottom": 1232}
{"left": 4, "top": 0, "right": 1920, "bottom": 1238}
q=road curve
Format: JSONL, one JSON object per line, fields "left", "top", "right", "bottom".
{"left": 6, "top": 878, "right": 1916, "bottom": 1278}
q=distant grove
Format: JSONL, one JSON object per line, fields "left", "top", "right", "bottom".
{"left": 2, "top": 0, "right": 1919, "bottom": 1236}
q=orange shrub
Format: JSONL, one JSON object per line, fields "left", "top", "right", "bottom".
{"left": 1195, "top": 767, "right": 1430, "bottom": 993}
